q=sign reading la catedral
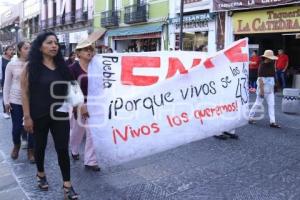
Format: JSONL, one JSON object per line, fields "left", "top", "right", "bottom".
{"left": 213, "top": 0, "right": 298, "bottom": 11}
{"left": 233, "top": 6, "right": 300, "bottom": 34}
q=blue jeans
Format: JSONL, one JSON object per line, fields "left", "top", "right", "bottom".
{"left": 249, "top": 81, "right": 257, "bottom": 89}
{"left": 10, "top": 104, "right": 34, "bottom": 149}
{"left": 276, "top": 70, "right": 286, "bottom": 89}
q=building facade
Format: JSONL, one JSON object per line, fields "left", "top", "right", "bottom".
{"left": 40, "top": 0, "right": 94, "bottom": 56}
{"left": 168, "top": 0, "right": 216, "bottom": 53}
{"left": 0, "top": 3, "right": 22, "bottom": 50}
{"left": 213, "top": 0, "right": 300, "bottom": 86}
{"left": 22, "top": 0, "right": 40, "bottom": 42}
{"left": 96, "top": 0, "right": 169, "bottom": 53}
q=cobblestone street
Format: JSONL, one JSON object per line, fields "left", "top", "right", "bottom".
{"left": 1, "top": 95, "right": 300, "bottom": 200}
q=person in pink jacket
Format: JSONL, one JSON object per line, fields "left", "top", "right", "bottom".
{"left": 3, "top": 41, "right": 35, "bottom": 162}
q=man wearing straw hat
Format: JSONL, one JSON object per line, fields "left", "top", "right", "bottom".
{"left": 249, "top": 50, "right": 281, "bottom": 128}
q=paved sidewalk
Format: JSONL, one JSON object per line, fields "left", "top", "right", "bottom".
{"left": 0, "top": 94, "right": 300, "bottom": 200}
{"left": 0, "top": 151, "right": 28, "bottom": 200}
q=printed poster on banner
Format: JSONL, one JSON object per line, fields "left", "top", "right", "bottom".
{"left": 87, "top": 38, "right": 249, "bottom": 167}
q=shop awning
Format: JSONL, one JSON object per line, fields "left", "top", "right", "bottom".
{"left": 0, "top": 17, "right": 19, "bottom": 29}
{"left": 106, "top": 23, "right": 164, "bottom": 37}
{"left": 89, "top": 29, "right": 106, "bottom": 41}
{"left": 113, "top": 32, "right": 161, "bottom": 40}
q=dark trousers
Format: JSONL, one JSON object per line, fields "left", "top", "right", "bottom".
{"left": 276, "top": 70, "right": 286, "bottom": 89}
{"left": 249, "top": 69, "right": 258, "bottom": 89}
{"left": 10, "top": 104, "right": 34, "bottom": 148}
{"left": 33, "top": 112, "right": 70, "bottom": 182}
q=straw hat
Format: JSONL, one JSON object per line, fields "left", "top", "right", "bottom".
{"left": 261, "top": 50, "right": 278, "bottom": 60}
{"left": 75, "top": 30, "right": 106, "bottom": 50}
{"left": 75, "top": 38, "right": 94, "bottom": 50}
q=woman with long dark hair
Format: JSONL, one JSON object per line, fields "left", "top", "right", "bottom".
{"left": 21, "top": 32, "right": 78, "bottom": 199}
{"left": 3, "top": 41, "right": 35, "bottom": 162}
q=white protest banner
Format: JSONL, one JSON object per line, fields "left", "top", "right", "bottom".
{"left": 87, "top": 38, "right": 249, "bottom": 167}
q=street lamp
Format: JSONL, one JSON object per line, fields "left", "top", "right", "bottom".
{"left": 10, "top": 23, "right": 20, "bottom": 44}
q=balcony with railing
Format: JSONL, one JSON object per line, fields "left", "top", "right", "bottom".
{"left": 47, "top": 18, "right": 56, "bottom": 28}
{"left": 65, "top": 12, "right": 75, "bottom": 24}
{"left": 41, "top": 19, "right": 47, "bottom": 30}
{"left": 101, "top": 10, "right": 120, "bottom": 27}
{"left": 124, "top": 3, "right": 148, "bottom": 24}
{"left": 76, "top": 8, "right": 88, "bottom": 22}
{"left": 0, "top": 31, "right": 13, "bottom": 41}
{"left": 56, "top": 15, "right": 62, "bottom": 26}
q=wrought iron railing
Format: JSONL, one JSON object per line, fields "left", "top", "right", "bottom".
{"left": 124, "top": 3, "right": 148, "bottom": 24}
{"left": 101, "top": 10, "right": 120, "bottom": 27}
{"left": 47, "top": 18, "right": 54, "bottom": 28}
{"left": 65, "top": 12, "right": 75, "bottom": 24}
{"left": 76, "top": 9, "right": 88, "bottom": 22}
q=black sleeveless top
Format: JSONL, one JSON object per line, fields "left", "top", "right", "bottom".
{"left": 258, "top": 61, "right": 275, "bottom": 77}
{"left": 29, "top": 65, "right": 68, "bottom": 120}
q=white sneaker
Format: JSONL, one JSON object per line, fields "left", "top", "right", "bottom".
{"left": 2, "top": 113, "right": 10, "bottom": 119}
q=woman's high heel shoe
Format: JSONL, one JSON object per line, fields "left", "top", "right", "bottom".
{"left": 36, "top": 174, "right": 48, "bottom": 191}
{"left": 63, "top": 185, "right": 78, "bottom": 200}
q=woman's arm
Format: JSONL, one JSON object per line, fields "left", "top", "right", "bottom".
{"left": 21, "top": 64, "right": 34, "bottom": 133}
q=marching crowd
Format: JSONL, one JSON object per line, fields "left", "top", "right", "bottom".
{"left": 0, "top": 32, "right": 102, "bottom": 200}
{"left": 0, "top": 31, "right": 288, "bottom": 199}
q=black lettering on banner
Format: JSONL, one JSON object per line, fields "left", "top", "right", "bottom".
{"left": 102, "top": 56, "right": 118, "bottom": 89}
{"left": 230, "top": 66, "right": 240, "bottom": 77}
{"left": 235, "top": 77, "right": 248, "bottom": 105}
{"left": 179, "top": 81, "right": 217, "bottom": 100}
{"left": 221, "top": 76, "right": 232, "bottom": 88}
{"left": 108, "top": 92, "right": 175, "bottom": 120}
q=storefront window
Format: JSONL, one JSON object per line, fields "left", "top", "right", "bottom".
{"left": 176, "top": 32, "right": 208, "bottom": 51}
{"left": 127, "top": 38, "right": 161, "bottom": 52}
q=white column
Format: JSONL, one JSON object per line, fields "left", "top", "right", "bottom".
{"left": 104, "top": 36, "right": 109, "bottom": 47}
{"left": 65, "top": 0, "right": 71, "bottom": 13}
{"left": 169, "top": 0, "right": 177, "bottom": 50}
{"left": 161, "top": 31, "right": 165, "bottom": 50}
{"left": 208, "top": 20, "right": 216, "bottom": 54}
{"left": 56, "top": 0, "right": 61, "bottom": 17}
{"left": 88, "top": 0, "right": 93, "bottom": 19}
{"left": 48, "top": 0, "right": 53, "bottom": 19}
{"left": 224, "top": 13, "right": 234, "bottom": 48}
{"left": 76, "top": 0, "right": 83, "bottom": 11}
{"left": 41, "top": 1, "right": 47, "bottom": 20}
